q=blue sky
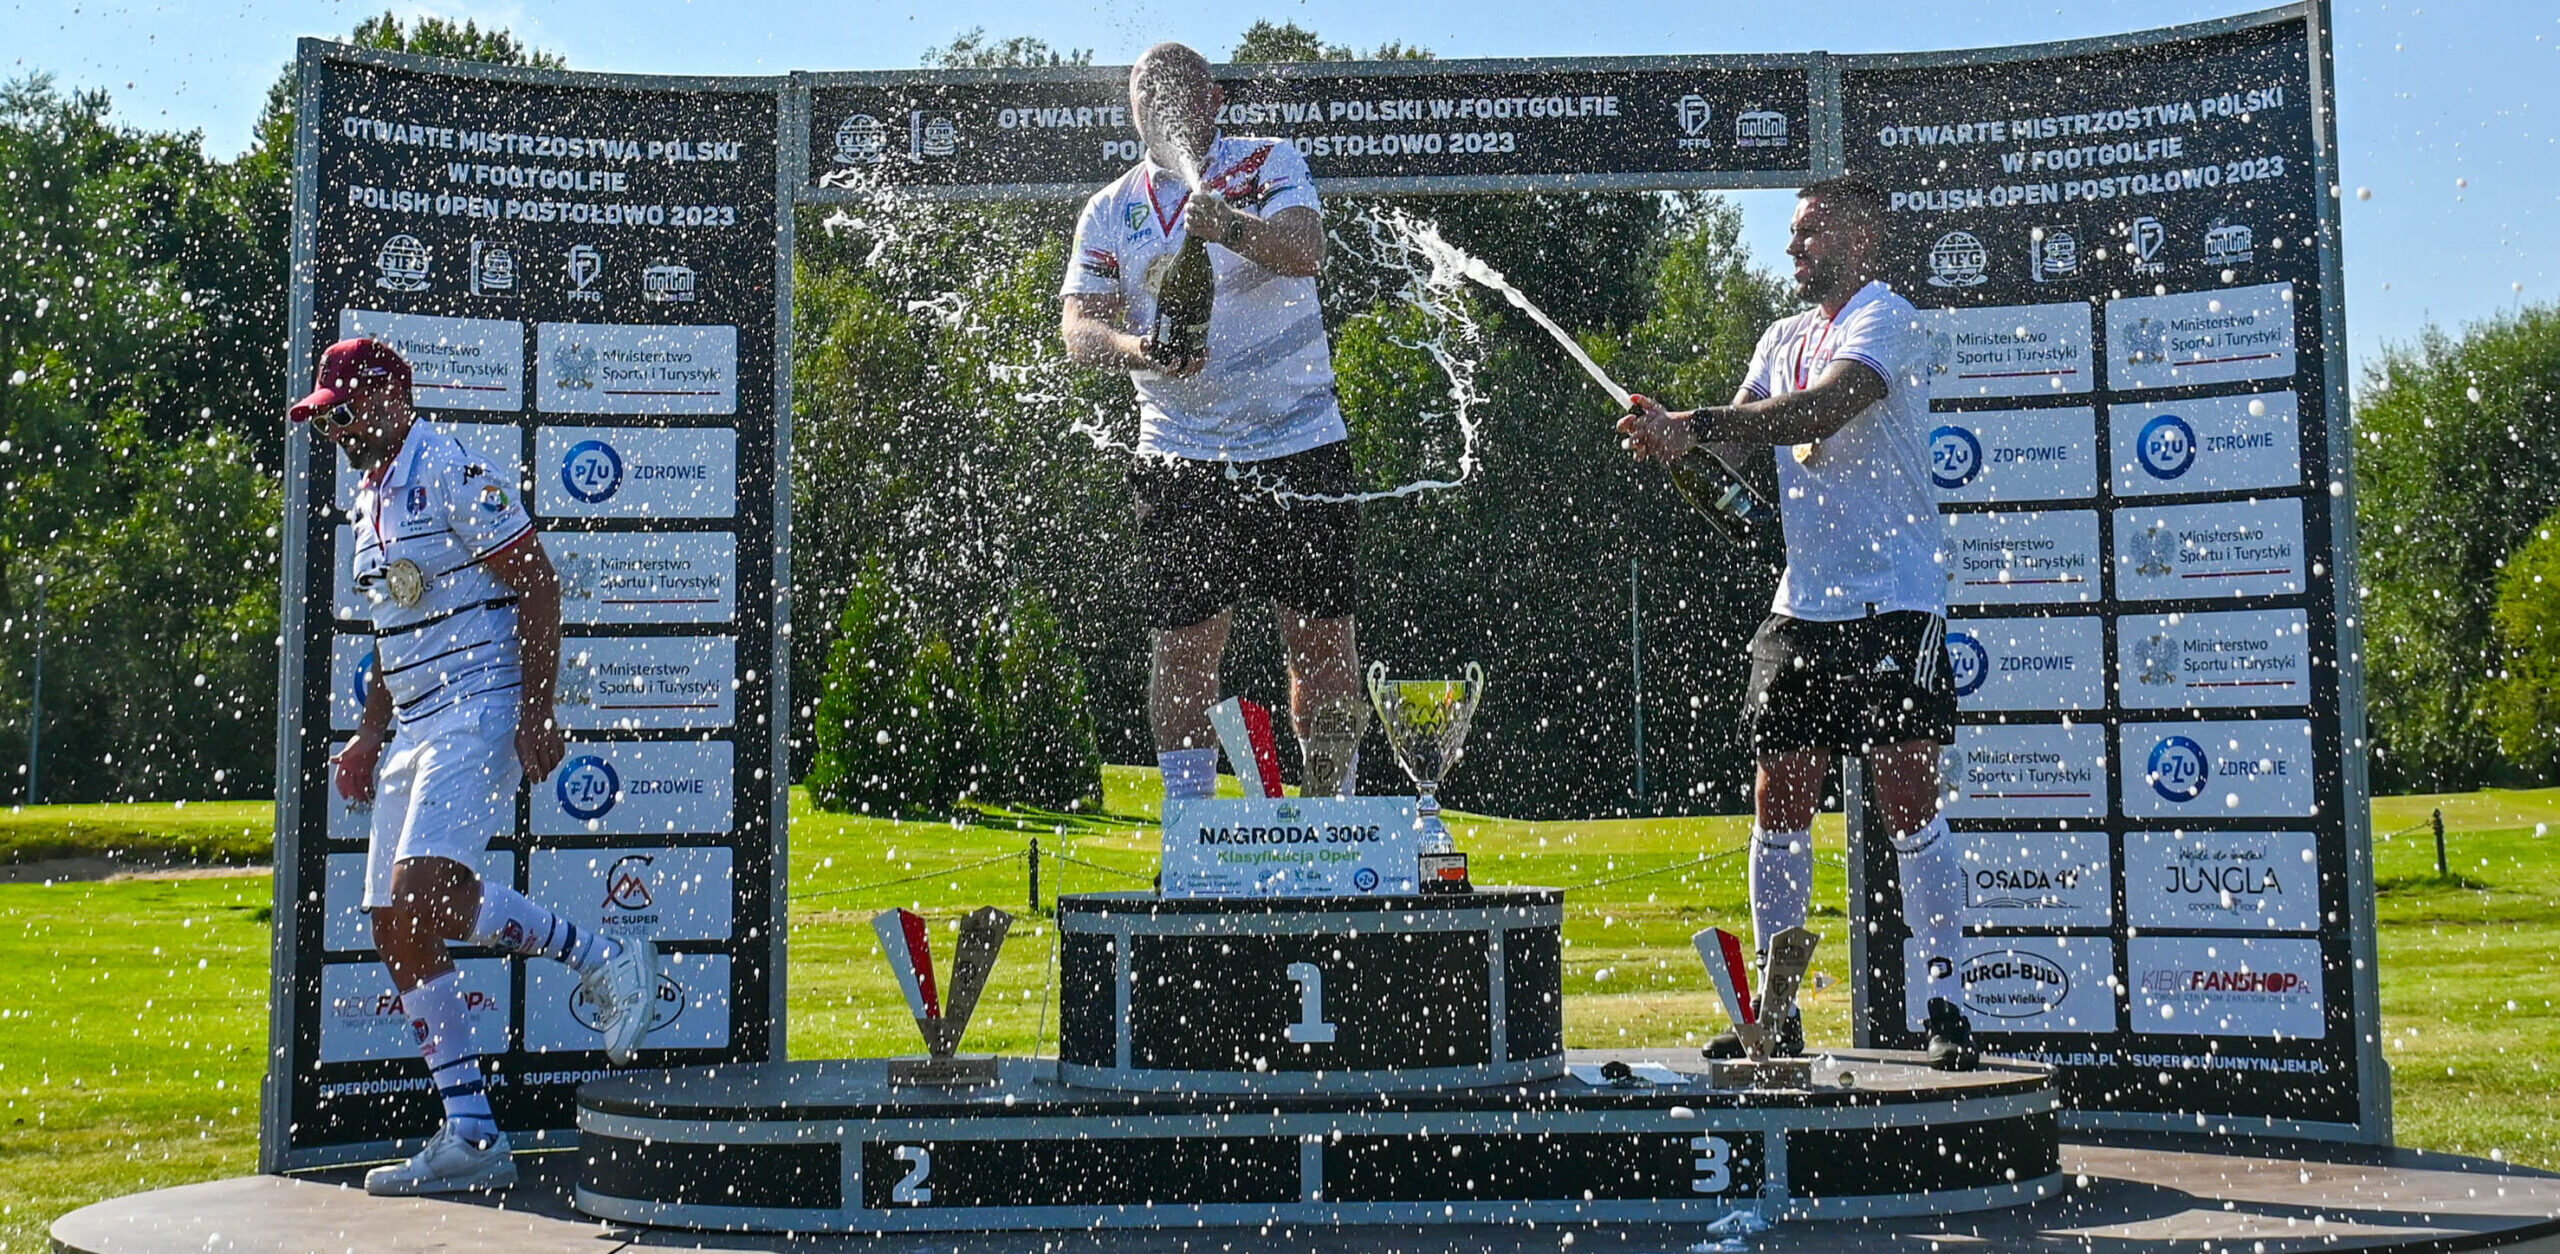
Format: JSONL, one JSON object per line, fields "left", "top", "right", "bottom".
{"left": 2, "top": 0, "right": 2550, "bottom": 375}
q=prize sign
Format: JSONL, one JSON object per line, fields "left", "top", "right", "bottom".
{"left": 266, "top": 44, "right": 789, "bottom": 1169}
{"left": 1843, "top": 9, "right": 2383, "bottom": 1137}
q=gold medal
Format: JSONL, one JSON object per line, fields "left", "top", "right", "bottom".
{"left": 1792, "top": 441, "right": 1821, "bottom": 466}
{"left": 384, "top": 558, "right": 427, "bottom": 608}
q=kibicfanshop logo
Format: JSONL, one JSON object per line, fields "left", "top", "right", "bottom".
{"left": 1944, "top": 631, "right": 1989, "bottom": 697}
{"left": 2147, "top": 735, "right": 2211, "bottom": 804}
{"left": 1675, "top": 95, "right": 1714, "bottom": 150}
{"left": 570, "top": 969, "right": 685, "bottom": 1035}
{"left": 561, "top": 439, "right": 625, "bottom": 504}
{"left": 834, "top": 113, "right": 889, "bottom": 165}
{"left": 1927, "top": 231, "right": 1989, "bottom": 287}
{"left": 2138, "top": 966, "right": 2308, "bottom": 997}
{"left": 374, "top": 233, "right": 432, "bottom": 292}
{"left": 1928, "top": 423, "right": 1984, "bottom": 490}
{"left": 2126, "top": 215, "right": 2167, "bottom": 277}
{"left": 1735, "top": 109, "right": 1787, "bottom": 148}
{"left": 2138, "top": 413, "right": 2199, "bottom": 480}
{"left": 1960, "top": 949, "right": 2072, "bottom": 1019}
{"left": 2133, "top": 632, "right": 2180, "bottom": 687}
{"left": 566, "top": 244, "right": 605, "bottom": 304}
{"left": 557, "top": 754, "right": 621, "bottom": 821}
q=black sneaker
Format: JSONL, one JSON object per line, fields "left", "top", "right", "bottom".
{"left": 1703, "top": 1002, "right": 1804, "bottom": 1059}
{"left": 1924, "top": 996, "right": 1980, "bottom": 1071}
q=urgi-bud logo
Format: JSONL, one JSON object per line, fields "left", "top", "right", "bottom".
{"left": 1928, "top": 424, "right": 1983, "bottom": 490}
{"left": 2138, "top": 413, "right": 2198, "bottom": 480}
{"left": 557, "top": 754, "right": 621, "bottom": 821}
{"left": 1945, "top": 630, "right": 1989, "bottom": 697}
{"left": 561, "top": 439, "right": 624, "bottom": 503}
{"left": 570, "top": 969, "right": 685, "bottom": 1034}
{"left": 1960, "top": 949, "right": 2072, "bottom": 1019}
{"left": 2147, "top": 735, "right": 2210, "bottom": 804}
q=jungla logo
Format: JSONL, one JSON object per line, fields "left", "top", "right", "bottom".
{"left": 604, "top": 853, "right": 656, "bottom": 911}
{"left": 1944, "top": 631, "right": 1989, "bottom": 698}
{"left": 1959, "top": 949, "right": 2072, "bottom": 1018}
{"left": 561, "top": 439, "right": 625, "bottom": 504}
{"left": 834, "top": 113, "right": 889, "bottom": 165}
{"left": 374, "top": 234, "right": 431, "bottom": 292}
{"left": 1927, "top": 424, "right": 1983, "bottom": 490}
{"left": 570, "top": 970, "right": 685, "bottom": 1034}
{"left": 1927, "top": 231, "right": 1988, "bottom": 287}
{"left": 557, "top": 754, "right": 621, "bottom": 821}
{"left": 2138, "top": 413, "right": 2198, "bottom": 480}
{"left": 1675, "top": 94, "right": 1714, "bottom": 137}
{"left": 2147, "top": 735, "right": 2210, "bottom": 804}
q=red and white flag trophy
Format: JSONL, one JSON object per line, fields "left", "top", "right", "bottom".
{"left": 873, "top": 905, "right": 1014, "bottom": 1084}
{"left": 1208, "top": 696, "right": 1287, "bottom": 798}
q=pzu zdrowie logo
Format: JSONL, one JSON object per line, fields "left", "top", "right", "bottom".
{"left": 2137, "top": 413, "right": 2198, "bottom": 480}
{"left": 1928, "top": 424, "right": 1984, "bottom": 490}
{"left": 561, "top": 439, "right": 625, "bottom": 504}
{"left": 558, "top": 754, "right": 622, "bottom": 821}
{"left": 1945, "top": 631, "right": 1989, "bottom": 698}
{"left": 2147, "top": 735, "right": 2210, "bottom": 804}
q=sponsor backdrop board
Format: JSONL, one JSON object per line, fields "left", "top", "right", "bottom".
{"left": 1843, "top": 8, "right": 2379, "bottom": 1137}
{"left": 269, "top": 44, "right": 785, "bottom": 1169}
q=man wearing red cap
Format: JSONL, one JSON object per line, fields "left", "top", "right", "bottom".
{"left": 293, "top": 337, "right": 660, "bottom": 1194}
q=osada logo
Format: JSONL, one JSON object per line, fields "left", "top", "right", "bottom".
{"left": 2140, "top": 967, "right": 2309, "bottom": 996}
{"left": 1959, "top": 949, "right": 2072, "bottom": 1019}
{"left": 604, "top": 853, "right": 655, "bottom": 910}
{"left": 570, "top": 970, "right": 685, "bottom": 1034}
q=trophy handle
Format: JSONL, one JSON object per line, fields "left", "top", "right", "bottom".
{"left": 1364, "top": 660, "right": 1391, "bottom": 724}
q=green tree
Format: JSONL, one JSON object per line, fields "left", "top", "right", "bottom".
{"left": 981, "top": 592, "right": 1105, "bottom": 811}
{"left": 2486, "top": 509, "right": 2560, "bottom": 776}
{"left": 2355, "top": 304, "right": 2560, "bottom": 790}
{"left": 806, "top": 558, "right": 917, "bottom": 814}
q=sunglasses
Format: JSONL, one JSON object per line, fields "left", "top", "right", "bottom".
{"left": 322, "top": 401, "right": 360, "bottom": 428}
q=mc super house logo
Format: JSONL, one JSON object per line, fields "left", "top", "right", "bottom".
{"left": 602, "top": 853, "right": 661, "bottom": 930}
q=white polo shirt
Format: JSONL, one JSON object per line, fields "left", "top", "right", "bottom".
{"left": 349, "top": 423, "right": 538, "bottom": 725}
{"left": 1741, "top": 280, "right": 1947, "bottom": 621}
{"left": 1061, "top": 134, "right": 1346, "bottom": 463}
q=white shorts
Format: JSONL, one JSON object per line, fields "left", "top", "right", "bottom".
{"left": 363, "top": 696, "right": 523, "bottom": 909}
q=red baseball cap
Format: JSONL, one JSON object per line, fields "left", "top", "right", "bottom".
{"left": 288, "top": 337, "right": 412, "bottom": 421}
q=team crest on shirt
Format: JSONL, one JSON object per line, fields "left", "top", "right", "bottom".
{"left": 477, "top": 483, "right": 511, "bottom": 514}
{"left": 1124, "top": 201, "right": 1151, "bottom": 236}
{"left": 405, "top": 486, "right": 428, "bottom": 515}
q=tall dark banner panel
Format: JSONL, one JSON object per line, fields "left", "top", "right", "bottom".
{"left": 263, "top": 45, "right": 790, "bottom": 1169}
{"left": 1837, "top": 10, "right": 2382, "bottom": 1137}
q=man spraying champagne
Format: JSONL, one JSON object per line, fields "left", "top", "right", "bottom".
{"left": 1060, "top": 43, "right": 1369, "bottom": 802}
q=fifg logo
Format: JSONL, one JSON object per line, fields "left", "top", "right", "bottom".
{"left": 1927, "top": 231, "right": 1989, "bottom": 288}
{"left": 2029, "top": 225, "right": 2081, "bottom": 283}
{"left": 834, "top": 113, "right": 889, "bottom": 165}
{"left": 1735, "top": 109, "right": 1787, "bottom": 148}
{"left": 374, "top": 233, "right": 432, "bottom": 292}
{"left": 566, "top": 244, "right": 605, "bottom": 303}
{"left": 2204, "top": 218, "right": 2256, "bottom": 267}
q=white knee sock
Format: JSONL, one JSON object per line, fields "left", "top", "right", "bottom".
{"left": 1748, "top": 827, "right": 1814, "bottom": 958}
{"left": 401, "top": 970, "right": 498, "bottom": 1146}
{"left": 470, "top": 882, "right": 616, "bottom": 972}
{"left": 1158, "top": 747, "right": 1220, "bottom": 802}
{"left": 1891, "top": 815, "right": 1966, "bottom": 1000}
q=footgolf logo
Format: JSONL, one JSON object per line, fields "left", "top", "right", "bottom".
{"left": 558, "top": 754, "right": 621, "bottom": 821}
{"left": 2138, "top": 413, "right": 2198, "bottom": 480}
{"left": 1928, "top": 424, "right": 1984, "bottom": 490}
{"left": 1945, "top": 630, "right": 1989, "bottom": 697}
{"left": 561, "top": 439, "right": 624, "bottom": 504}
{"left": 2147, "top": 735, "right": 2210, "bottom": 804}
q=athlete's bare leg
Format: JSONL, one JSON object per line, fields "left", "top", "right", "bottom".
{"left": 372, "top": 855, "right": 482, "bottom": 992}
{"left": 1276, "top": 609, "right": 1358, "bottom": 743}
{"left": 1150, "top": 611, "right": 1232, "bottom": 753}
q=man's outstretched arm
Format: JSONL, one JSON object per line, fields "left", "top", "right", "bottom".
{"left": 1618, "top": 360, "right": 1888, "bottom": 461}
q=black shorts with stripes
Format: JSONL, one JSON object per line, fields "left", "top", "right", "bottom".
{"left": 1740, "top": 611, "right": 1957, "bottom": 757}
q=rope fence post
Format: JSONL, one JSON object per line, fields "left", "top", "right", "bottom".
{"left": 2433, "top": 807, "right": 2448, "bottom": 876}
{"left": 1028, "top": 836, "right": 1042, "bottom": 915}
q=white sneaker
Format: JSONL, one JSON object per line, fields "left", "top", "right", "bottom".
{"left": 581, "top": 936, "right": 658, "bottom": 1065}
{"left": 364, "top": 1124, "right": 517, "bottom": 1196}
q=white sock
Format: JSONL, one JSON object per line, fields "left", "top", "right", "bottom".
{"left": 470, "top": 882, "right": 617, "bottom": 972}
{"left": 1748, "top": 826, "right": 1813, "bottom": 958}
{"left": 402, "top": 971, "right": 499, "bottom": 1146}
{"left": 1159, "top": 747, "right": 1220, "bottom": 802}
{"left": 1891, "top": 815, "right": 1966, "bottom": 1000}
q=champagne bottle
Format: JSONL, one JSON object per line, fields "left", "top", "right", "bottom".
{"left": 1152, "top": 233, "right": 1215, "bottom": 369}
{"left": 1664, "top": 446, "right": 1771, "bottom": 547}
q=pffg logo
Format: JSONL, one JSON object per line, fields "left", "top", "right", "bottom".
{"left": 561, "top": 439, "right": 624, "bottom": 504}
{"left": 558, "top": 754, "right": 621, "bottom": 821}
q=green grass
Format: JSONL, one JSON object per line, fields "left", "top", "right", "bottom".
{"left": 0, "top": 800, "right": 271, "bottom": 867}
{"left": 0, "top": 776, "right": 2554, "bottom": 1251}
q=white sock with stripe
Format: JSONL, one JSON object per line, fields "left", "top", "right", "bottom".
{"left": 402, "top": 970, "right": 499, "bottom": 1147}
{"left": 1891, "top": 815, "right": 1966, "bottom": 1000}
{"left": 1748, "top": 827, "right": 1814, "bottom": 959}
{"left": 470, "top": 882, "right": 618, "bottom": 972}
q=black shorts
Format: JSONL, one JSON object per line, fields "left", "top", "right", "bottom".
{"left": 1130, "top": 441, "right": 1361, "bottom": 630}
{"left": 1741, "top": 611, "right": 1958, "bottom": 757}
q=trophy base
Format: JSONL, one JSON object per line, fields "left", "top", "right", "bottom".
{"left": 888, "top": 1055, "right": 1001, "bottom": 1086}
{"left": 1706, "top": 1057, "right": 1814, "bottom": 1090}
{"left": 1418, "top": 850, "right": 1471, "bottom": 893}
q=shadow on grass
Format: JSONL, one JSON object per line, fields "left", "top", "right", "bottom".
{"left": 2377, "top": 870, "right": 2492, "bottom": 895}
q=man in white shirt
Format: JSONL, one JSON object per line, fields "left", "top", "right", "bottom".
{"left": 291, "top": 337, "right": 660, "bottom": 1193}
{"left": 1060, "top": 42, "right": 1366, "bottom": 801}
{"left": 1618, "top": 175, "right": 1975, "bottom": 1070}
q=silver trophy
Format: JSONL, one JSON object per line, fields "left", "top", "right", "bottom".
{"left": 1367, "top": 662, "right": 1486, "bottom": 892}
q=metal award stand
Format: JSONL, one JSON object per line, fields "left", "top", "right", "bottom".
{"left": 1696, "top": 925, "right": 1820, "bottom": 1089}
{"left": 875, "top": 905, "right": 1012, "bottom": 1085}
